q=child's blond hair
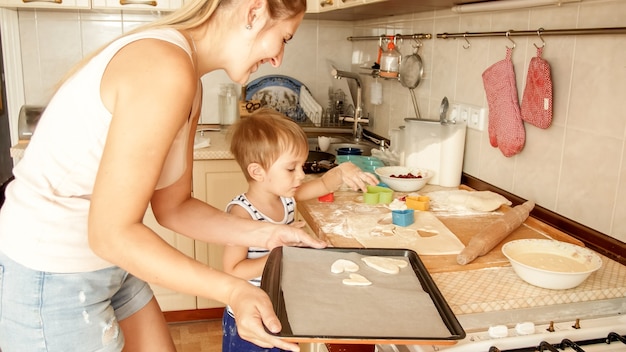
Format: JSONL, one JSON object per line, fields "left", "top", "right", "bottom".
{"left": 229, "top": 108, "right": 308, "bottom": 181}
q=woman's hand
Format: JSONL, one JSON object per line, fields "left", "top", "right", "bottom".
{"left": 229, "top": 282, "right": 301, "bottom": 351}
{"left": 334, "top": 162, "right": 379, "bottom": 192}
{"left": 265, "top": 224, "right": 327, "bottom": 250}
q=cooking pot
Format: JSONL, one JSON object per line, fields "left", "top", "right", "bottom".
{"left": 304, "top": 151, "right": 336, "bottom": 174}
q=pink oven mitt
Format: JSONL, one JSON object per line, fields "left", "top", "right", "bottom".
{"left": 521, "top": 46, "right": 553, "bottom": 129}
{"left": 482, "top": 47, "right": 526, "bottom": 157}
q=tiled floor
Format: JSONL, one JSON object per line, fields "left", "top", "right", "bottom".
{"left": 168, "top": 319, "right": 222, "bottom": 352}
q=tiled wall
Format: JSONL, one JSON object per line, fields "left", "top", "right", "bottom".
{"left": 16, "top": 9, "right": 355, "bottom": 125}
{"left": 346, "top": 0, "right": 626, "bottom": 242}
{"left": 14, "top": 0, "right": 626, "bottom": 242}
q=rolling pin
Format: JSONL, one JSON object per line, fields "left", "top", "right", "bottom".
{"left": 456, "top": 200, "right": 535, "bottom": 265}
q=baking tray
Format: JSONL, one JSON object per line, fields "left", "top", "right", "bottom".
{"left": 261, "top": 247, "right": 465, "bottom": 345}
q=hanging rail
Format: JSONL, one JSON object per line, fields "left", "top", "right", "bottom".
{"left": 437, "top": 26, "right": 626, "bottom": 39}
{"left": 347, "top": 33, "right": 432, "bottom": 41}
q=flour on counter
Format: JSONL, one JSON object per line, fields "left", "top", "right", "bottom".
{"left": 346, "top": 210, "right": 466, "bottom": 255}
{"left": 313, "top": 202, "right": 390, "bottom": 238}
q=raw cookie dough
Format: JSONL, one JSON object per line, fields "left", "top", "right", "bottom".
{"left": 428, "top": 189, "right": 512, "bottom": 212}
{"left": 342, "top": 273, "right": 372, "bottom": 286}
{"left": 361, "top": 256, "right": 408, "bottom": 274}
{"left": 331, "top": 259, "right": 360, "bottom": 274}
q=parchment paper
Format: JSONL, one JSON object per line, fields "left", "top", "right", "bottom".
{"left": 280, "top": 247, "right": 452, "bottom": 338}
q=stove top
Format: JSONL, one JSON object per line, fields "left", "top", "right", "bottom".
{"left": 376, "top": 314, "right": 626, "bottom": 352}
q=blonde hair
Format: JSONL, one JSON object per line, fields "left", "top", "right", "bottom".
{"left": 57, "top": 0, "right": 306, "bottom": 87}
{"left": 229, "top": 108, "right": 308, "bottom": 180}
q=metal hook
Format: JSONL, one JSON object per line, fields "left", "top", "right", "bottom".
{"left": 534, "top": 27, "right": 546, "bottom": 49}
{"left": 506, "top": 30, "right": 516, "bottom": 49}
{"left": 463, "top": 32, "right": 471, "bottom": 49}
{"left": 412, "top": 38, "right": 423, "bottom": 54}
{"left": 394, "top": 34, "right": 404, "bottom": 46}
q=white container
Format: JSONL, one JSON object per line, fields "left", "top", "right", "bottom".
{"left": 389, "top": 127, "right": 405, "bottom": 164}
{"left": 403, "top": 119, "right": 467, "bottom": 187}
{"left": 218, "top": 83, "right": 239, "bottom": 126}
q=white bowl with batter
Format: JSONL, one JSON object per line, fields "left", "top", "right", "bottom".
{"left": 501, "top": 239, "right": 603, "bottom": 290}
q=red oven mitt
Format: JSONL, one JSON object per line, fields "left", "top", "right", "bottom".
{"left": 521, "top": 46, "right": 553, "bottom": 129}
{"left": 482, "top": 47, "right": 525, "bottom": 157}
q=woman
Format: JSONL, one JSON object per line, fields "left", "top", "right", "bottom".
{"left": 0, "top": 0, "right": 325, "bottom": 351}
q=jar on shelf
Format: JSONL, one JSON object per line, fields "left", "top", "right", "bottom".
{"left": 379, "top": 41, "right": 400, "bottom": 78}
{"left": 218, "top": 83, "right": 240, "bottom": 127}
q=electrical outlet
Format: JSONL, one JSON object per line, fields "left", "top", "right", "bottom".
{"left": 469, "top": 107, "right": 486, "bottom": 131}
{"left": 449, "top": 104, "right": 460, "bottom": 123}
{"left": 454, "top": 102, "right": 486, "bottom": 131}
{"left": 459, "top": 105, "right": 470, "bottom": 124}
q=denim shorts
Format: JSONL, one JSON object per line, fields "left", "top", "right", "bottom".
{"left": 0, "top": 250, "right": 154, "bottom": 352}
{"left": 222, "top": 309, "right": 286, "bottom": 352}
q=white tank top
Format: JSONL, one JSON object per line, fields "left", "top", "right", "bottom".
{"left": 0, "top": 28, "right": 199, "bottom": 273}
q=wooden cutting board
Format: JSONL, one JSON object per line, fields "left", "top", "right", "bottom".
{"left": 344, "top": 210, "right": 465, "bottom": 255}
{"left": 297, "top": 190, "right": 583, "bottom": 274}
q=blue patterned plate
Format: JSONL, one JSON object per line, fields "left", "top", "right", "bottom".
{"left": 245, "top": 75, "right": 308, "bottom": 122}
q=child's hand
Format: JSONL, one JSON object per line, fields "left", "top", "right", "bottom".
{"left": 335, "top": 162, "right": 379, "bottom": 192}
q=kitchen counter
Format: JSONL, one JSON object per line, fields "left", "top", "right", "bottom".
{"left": 10, "top": 126, "right": 361, "bottom": 161}
{"left": 10, "top": 129, "right": 233, "bottom": 161}
{"left": 12, "top": 130, "right": 626, "bottom": 323}
{"left": 296, "top": 188, "right": 626, "bottom": 319}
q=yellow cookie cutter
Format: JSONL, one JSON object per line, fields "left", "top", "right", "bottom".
{"left": 406, "top": 195, "right": 430, "bottom": 211}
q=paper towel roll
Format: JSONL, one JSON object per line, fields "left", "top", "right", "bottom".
{"left": 370, "top": 80, "right": 383, "bottom": 105}
{"left": 439, "top": 123, "right": 467, "bottom": 187}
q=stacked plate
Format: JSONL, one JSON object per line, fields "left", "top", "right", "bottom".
{"left": 336, "top": 155, "right": 384, "bottom": 174}
{"left": 299, "top": 86, "right": 323, "bottom": 126}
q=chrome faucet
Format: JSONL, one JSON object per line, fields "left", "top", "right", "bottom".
{"left": 331, "top": 67, "right": 363, "bottom": 142}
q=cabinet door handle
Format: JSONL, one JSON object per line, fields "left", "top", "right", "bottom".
{"left": 120, "top": 0, "right": 157, "bottom": 6}
{"left": 320, "top": 0, "right": 333, "bottom": 7}
{"left": 22, "top": 0, "right": 62, "bottom": 4}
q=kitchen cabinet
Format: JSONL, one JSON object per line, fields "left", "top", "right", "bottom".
{"left": 305, "top": 0, "right": 460, "bottom": 20}
{"left": 0, "top": 0, "right": 181, "bottom": 11}
{"left": 0, "top": 0, "right": 89, "bottom": 10}
{"left": 192, "top": 159, "right": 248, "bottom": 309}
{"left": 318, "top": 0, "right": 365, "bottom": 13}
{"left": 308, "top": 0, "right": 388, "bottom": 14}
{"left": 91, "top": 0, "right": 182, "bottom": 12}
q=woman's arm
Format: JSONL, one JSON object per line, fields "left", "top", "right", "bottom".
{"left": 222, "top": 205, "right": 270, "bottom": 281}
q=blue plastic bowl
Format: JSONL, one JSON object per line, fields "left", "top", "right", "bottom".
{"left": 336, "top": 147, "right": 363, "bottom": 155}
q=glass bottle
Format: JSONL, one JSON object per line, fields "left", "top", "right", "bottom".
{"left": 380, "top": 41, "right": 400, "bottom": 78}
{"left": 218, "top": 83, "right": 239, "bottom": 127}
